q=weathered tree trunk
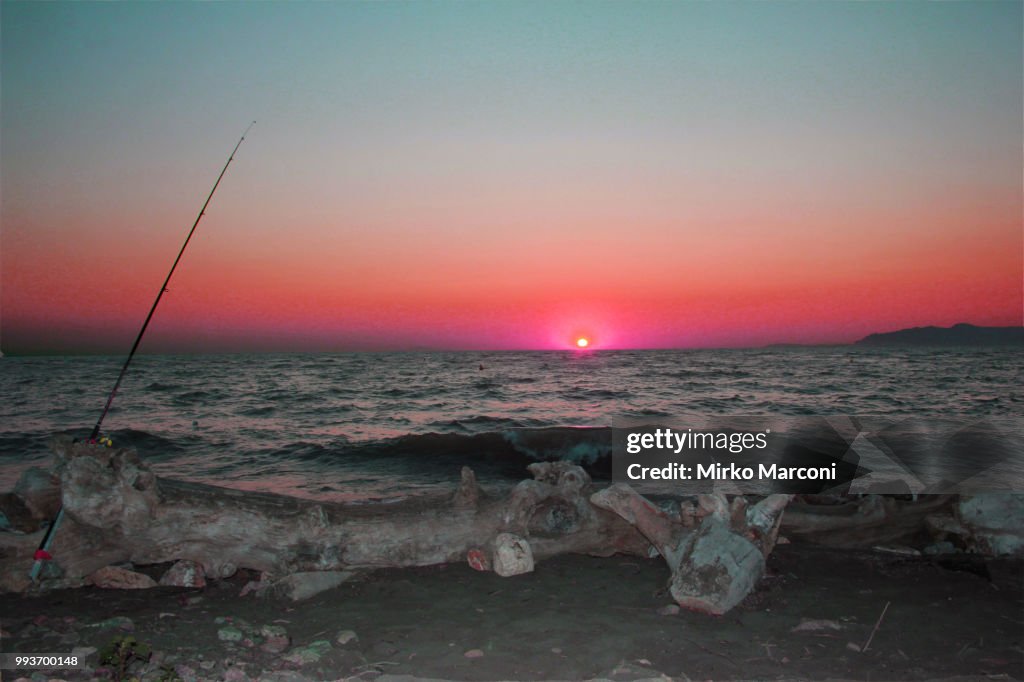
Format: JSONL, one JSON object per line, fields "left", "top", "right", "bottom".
{"left": 591, "top": 484, "right": 791, "bottom": 615}
{"left": 0, "top": 439, "right": 797, "bottom": 615}
{"left": 0, "top": 440, "right": 650, "bottom": 593}
{"left": 779, "top": 494, "right": 955, "bottom": 547}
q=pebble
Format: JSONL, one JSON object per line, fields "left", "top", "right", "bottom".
{"left": 218, "top": 626, "right": 244, "bottom": 643}
{"left": 657, "top": 604, "right": 680, "bottom": 616}
{"left": 259, "top": 626, "right": 290, "bottom": 655}
{"left": 791, "top": 619, "right": 843, "bottom": 633}
{"left": 223, "top": 667, "right": 250, "bottom": 682}
{"left": 174, "top": 664, "right": 198, "bottom": 682}
{"left": 87, "top": 616, "right": 134, "bottom": 631}
{"left": 335, "top": 629, "right": 358, "bottom": 645}
{"left": 464, "top": 648, "right": 485, "bottom": 659}
{"left": 281, "top": 640, "right": 332, "bottom": 666}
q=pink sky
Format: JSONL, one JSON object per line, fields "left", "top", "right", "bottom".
{"left": 2, "top": 2, "right": 1021, "bottom": 353}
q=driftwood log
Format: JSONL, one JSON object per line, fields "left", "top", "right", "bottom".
{"left": 780, "top": 494, "right": 955, "bottom": 547}
{"left": 592, "top": 484, "right": 791, "bottom": 615}
{"left": 0, "top": 439, "right": 800, "bottom": 614}
{"left": 0, "top": 440, "right": 646, "bottom": 589}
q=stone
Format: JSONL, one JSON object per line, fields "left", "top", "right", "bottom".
{"left": 159, "top": 560, "right": 206, "bottom": 588}
{"left": 957, "top": 494, "right": 1024, "bottom": 556}
{"left": 464, "top": 648, "right": 485, "bottom": 658}
{"left": 87, "top": 566, "right": 157, "bottom": 590}
{"left": 260, "top": 625, "right": 290, "bottom": 654}
{"left": 335, "top": 629, "right": 357, "bottom": 645}
{"left": 86, "top": 616, "right": 134, "bottom": 631}
{"left": 269, "top": 571, "right": 356, "bottom": 601}
{"left": 656, "top": 604, "right": 680, "bottom": 616}
{"left": 791, "top": 619, "right": 843, "bottom": 633}
{"left": 466, "top": 548, "right": 490, "bottom": 571}
{"left": 218, "top": 626, "right": 244, "bottom": 643}
{"left": 281, "top": 640, "right": 332, "bottom": 665}
{"left": 223, "top": 667, "right": 250, "bottom": 682}
{"left": 492, "top": 533, "right": 534, "bottom": 577}
{"left": 70, "top": 646, "right": 98, "bottom": 659}
{"left": 174, "top": 664, "right": 198, "bottom": 682}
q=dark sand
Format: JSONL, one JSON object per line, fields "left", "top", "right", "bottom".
{"left": 1, "top": 544, "right": 1021, "bottom": 681}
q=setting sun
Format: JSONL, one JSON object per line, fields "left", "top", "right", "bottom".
{"left": 576, "top": 338, "right": 589, "bottom": 348}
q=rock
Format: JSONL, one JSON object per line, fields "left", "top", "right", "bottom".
{"left": 223, "top": 667, "right": 250, "bottom": 682}
{"left": 87, "top": 566, "right": 157, "bottom": 590}
{"left": 260, "top": 625, "right": 290, "bottom": 654}
{"left": 86, "top": 616, "right": 134, "bottom": 631}
{"left": 335, "top": 629, "right": 357, "bottom": 645}
{"left": 957, "top": 494, "right": 1024, "bottom": 556}
{"left": 464, "top": 648, "right": 485, "bottom": 658}
{"left": 218, "top": 626, "right": 244, "bottom": 643}
{"left": 492, "top": 533, "right": 534, "bottom": 577}
{"left": 466, "top": 548, "right": 490, "bottom": 571}
{"left": 159, "top": 560, "right": 206, "bottom": 588}
{"left": 791, "top": 619, "right": 843, "bottom": 633}
{"left": 656, "top": 604, "right": 680, "bottom": 616}
{"left": 281, "top": 640, "right": 332, "bottom": 665}
{"left": 269, "top": 571, "right": 356, "bottom": 601}
{"left": 174, "top": 664, "right": 198, "bottom": 682}
{"left": 70, "top": 646, "right": 98, "bottom": 660}
{"left": 13, "top": 467, "right": 61, "bottom": 519}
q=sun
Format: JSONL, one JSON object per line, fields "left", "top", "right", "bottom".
{"left": 576, "top": 337, "right": 589, "bottom": 348}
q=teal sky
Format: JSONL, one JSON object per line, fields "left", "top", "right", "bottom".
{"left": 2, "top": 1, "right": 1021, "bottom": 352}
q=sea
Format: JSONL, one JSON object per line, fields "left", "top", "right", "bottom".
{"left": 1, "top": 347, "right": 1021, "bottom": 501}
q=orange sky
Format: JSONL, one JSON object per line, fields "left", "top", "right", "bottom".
{"left": 2, "top": 2, "right": 1021, "bottom": 353}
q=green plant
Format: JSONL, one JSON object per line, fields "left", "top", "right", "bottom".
{"left": 156, "top": 665, "right": 183, "bottom": 682}
{"left": 99, "top": 634, "right": 152, "bottom": 682}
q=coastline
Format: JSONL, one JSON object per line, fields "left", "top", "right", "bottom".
{"left": 2, "top": 545, "right": 1020, "bottom": 681}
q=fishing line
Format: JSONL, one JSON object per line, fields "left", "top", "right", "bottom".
{"left": 29, "top": 122, "right": 255, "bottom": 582}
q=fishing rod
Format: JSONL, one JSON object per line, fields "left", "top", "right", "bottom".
{"left": 29, "top": 122, "right": 255, "bottom": 582}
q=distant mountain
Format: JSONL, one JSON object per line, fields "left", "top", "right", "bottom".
{"left": 856, "top": 323, "right": 1024, "bottom": 347}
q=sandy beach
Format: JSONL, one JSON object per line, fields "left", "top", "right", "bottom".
{"left": 2, "top": 543, "right": 1020, "bottom": 681}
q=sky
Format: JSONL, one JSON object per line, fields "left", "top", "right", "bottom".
{"left": 2, "top": 1, "right": 1021, "bottom": 353}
